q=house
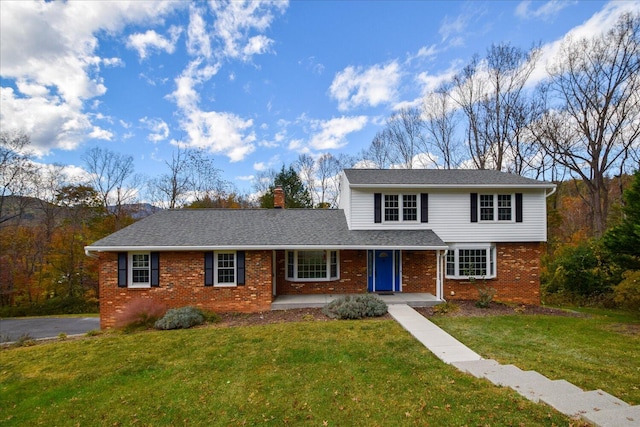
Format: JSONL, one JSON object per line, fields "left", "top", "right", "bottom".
{"left": 85, "top": 169, "right": 556, "bottom": 328}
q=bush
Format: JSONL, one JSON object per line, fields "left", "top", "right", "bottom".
{"left": 0, "top": 296, "right": 99, "bottom": 317}
{"left": 322, "top": 295, "right": 387, "bottom": 320}
{"left": 612, "top": 270, "right": 640, "bottom": 311}
{"left": 154, "top": 307, "right": 205, "bottom": 330}
{"left": 114, "top": 298, "right": 167, "bottom": 330}
{"left": 542, "top": 240, "right": 620, "bottom": 299}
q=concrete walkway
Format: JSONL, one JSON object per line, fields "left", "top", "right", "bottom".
{"left": 387, "top": 304, "right": 640, "bottom": 427}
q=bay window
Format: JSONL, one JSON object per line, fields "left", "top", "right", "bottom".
{"left": 286, "top": 250, "right": 339, "bottom": 281}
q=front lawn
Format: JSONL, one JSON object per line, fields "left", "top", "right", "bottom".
{"left": 430, "top": 307, "right": 640, "bottom": 405}
{"left": 1, "top": 320, "right": 571, "bottom": 426}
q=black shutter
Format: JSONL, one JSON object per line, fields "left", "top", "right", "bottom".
{"left": 150, "top": 252, "right": 160, "bottom": 287}
{"left": 117, "top": 252, "right": 127, "bottom": 287}
{"left": 515, "top": 193, "right": 523, "bottom": 223}
{"left": 470, "top": 193, "right": 478, "bottom": 223}
{"left": 420, "top": 193, "right": 429, "bottom": 223}
{"left": 204, "top": 252, "right": 214, "bottom": 287}
{"left": 237, "top": 251, "right": 245, "bottom": 286}
{"left": 374, "top": 193, "right": 382, "bottom": 223}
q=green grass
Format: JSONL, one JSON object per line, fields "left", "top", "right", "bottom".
{"left": 431, "top": 308, "right": 640, "bottom": 405}
{"left": 0, "top": 320, "right": 571, "bottom": 426}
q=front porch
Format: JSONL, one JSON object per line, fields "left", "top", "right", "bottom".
{"left": 271, "top": 293, "right": 442, "bottom": 310}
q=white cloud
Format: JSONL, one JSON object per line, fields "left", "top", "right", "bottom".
{"left": 236, "top": 174, "right": 255, "bottom": 181}
{"left": 529, "top": 1, "right": 640, "bottom": 87}
{"left": 0, "top": 0, "right": 180, "bottom": 153}
{"left": 88, "top": 126, "right": 114, "bottom": 141}
{"left": 330, "top": 62, "right": 401, "bottom": 111}
{"left": 416, "top": 60, "right": 462, "bottom": 94}
{"left": 439, "top": 13, "right": 469, "bottom": 43}
{"left": 210, "top": 0, "right": 288, "bottom": 61}
{"left": 187, "top": 6, "right": 212, "bottom": 58}
{"left": 307, "top": 116, "right": 368, "bottom": 151}
{"left": 515, "top": 1, "right": 576, "bottom": 21}
{"left": 253, "top": 162, "right": 267, "bottom": 171}
{"left": 127, "top": 26, "right": 182, "bottom": 59}
{"left": 140, "top": 117, "right": 170, "bottom": 142}
{"left": 176, "top": 110, "right": 256, "bottom": 162}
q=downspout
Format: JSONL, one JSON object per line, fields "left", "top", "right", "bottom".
{"left": 85, "top": 248, "right": 99, "bottom": 259}
{"left": 545, "top": 186, "right": 557, "bottom": 198}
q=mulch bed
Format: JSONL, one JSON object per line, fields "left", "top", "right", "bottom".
{"left": 213, "top": 300, "right": 584, "bottom": 328}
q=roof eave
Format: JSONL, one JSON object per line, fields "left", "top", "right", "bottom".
{"left": 349, "top": 183, "right": 556, "bottom": 189}
{"left": 85, "top": 244, "right": 449, "bottom": 254}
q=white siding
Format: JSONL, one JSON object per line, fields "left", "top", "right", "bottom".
{"left": 337, "top": 172, "right": 351, "bottom": 228}
{"left": 347, "top": 187, "right": 548, "bottom": 242}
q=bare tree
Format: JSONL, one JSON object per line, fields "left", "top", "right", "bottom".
{"left": 540, "top": 12, "right": 640, "bottom": 236}
{"left": 360, "top": 131, "right": 393, "bottom": 169}
{"left": 82, "top": 147, "right": 136, "bottom": 228}
{"left": 384, "top": 107, "right": 425, "bottom": 168}
{"left": 147, "top": 147, "right": 226, "bottom": 209}
{"left": 295, "top": 153, "right": 317, "bottom": 204}
{"left": 0, "top": 130, "right": 38, "bottom": 225}
{"left": 451, "top": 44, "right": 540, "bottom": 171}
{"left": 422, "top": 87, "right": 462, "bottom": 169}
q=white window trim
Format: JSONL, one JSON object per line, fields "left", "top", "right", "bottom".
{"left": 129, "top": 252, "right": 151, "bottom": 288}
{"left": 214, "top": 251, "right": 237, "bottom": 287}
{"left": 383, "top": 193, "right": 419, "bottom": 223}
{"left": 479, "top": 194, "right": 514, "bottom": 223}
{"left": 445, "top": 244, "right": 496, "bottom": 280}
{"left": 286, "top": 250, "right": 340, "bottom": 282}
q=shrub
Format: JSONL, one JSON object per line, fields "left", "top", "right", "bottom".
{"left": 154, "top": 306, "right": 205, "bottom": 330}
{"left": 322, "top": 295, "right": 387, "bottom": 320}
{"left": 432, "top": 301, "right": 460, "bottom": 315}
{"left": 200, "top": 310, "right": 221, "bottom": 323}
{"left": 114, "top": 298, "right": 167, "bottom": 330}
{"left": 612, "top": 270, "right": 640, "bottom": 311}
{"left": 475, "top": 283, "right": 497, "bottom": 308}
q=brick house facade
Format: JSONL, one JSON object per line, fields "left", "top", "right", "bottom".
{"left": 87, "top": 169, "right": 554, "bottom": 328}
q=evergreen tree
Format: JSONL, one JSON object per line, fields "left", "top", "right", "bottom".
{"left": 259, "top": 165, "right": 313, "bottom": 208}
{"left": 603, "top": 170, "right": 640, "bottom": 270}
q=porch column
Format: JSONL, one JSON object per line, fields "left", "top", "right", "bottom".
{"left": 436, "top": 250, "right": 442, "bottom": 300}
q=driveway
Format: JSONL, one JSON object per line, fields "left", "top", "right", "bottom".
{"left": 0, "top": 317, "right": 100, "bottom": 343}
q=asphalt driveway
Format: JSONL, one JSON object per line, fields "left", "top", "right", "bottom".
{"left": 0, "top": 317, "right": 100, "bottom": 343}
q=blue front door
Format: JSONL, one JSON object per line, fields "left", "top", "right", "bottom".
{"left": 375, "top": 250, "right": 394, "bottom": 292}
{"left": 366, "top": 250, "right": 402, "bottom": 292}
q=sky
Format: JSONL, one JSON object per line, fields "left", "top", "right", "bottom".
{"left": 1, "top": 0, "right": 638, "bottom": 197}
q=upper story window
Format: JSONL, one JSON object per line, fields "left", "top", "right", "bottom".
{"left": 384, "top": 194, "right": 417, "bottom": 222}
{"left": 480, "top": 194, "right": 513, "bottom": 222}
{"left": 375, "top": 193, "right": 428, "bottom": 224}
{"left": 286, "top": 250, "right": 339, "bottom": 281}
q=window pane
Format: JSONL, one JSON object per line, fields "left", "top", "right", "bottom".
{"left": 297, "top": 251, "right": 327, "bottom": 279}
{"left": 480, "top": 195, "right": 494, "bottom": 221}
{"left": 498, "top": 194, "right": 512, "bottom": 220}
{"left": 330, "top": 251, "right": 338, "bottom": 278}
{"left": 217, "top": 253, "right": 235, "bottom": 284}
{"left": 131, "top": 253, "right": 150, "bottom": 284}
{"left": 384, "top": 195, "right": 399, "bottom": 221}
{"left": 458, "top": 249, "right": 487, "bottom": 276}
{"left": 403, "top": 195, "right": 417, "bottom": 221}
{"left": 446, "top": 251, "right": 455, "bottom": 276}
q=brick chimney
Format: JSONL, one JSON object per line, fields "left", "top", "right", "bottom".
{"left": 274, "top": 186, "right": 285, "bottom": 209}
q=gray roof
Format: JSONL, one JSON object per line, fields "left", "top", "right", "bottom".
{"left": 86, "top": 209, "right": 446, "bottom": 251}
{"left": 344, "top": 169, "right": 554, "bottom": 187}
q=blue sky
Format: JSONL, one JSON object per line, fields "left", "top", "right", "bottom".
{"left": 1, "top": 0, "right": 637, "bottom": 197}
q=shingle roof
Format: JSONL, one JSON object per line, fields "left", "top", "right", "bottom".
{"left": 86, "top": 209, "right": 446, "bottom": 251}
{"left": 344, "top": 169, "right": 554, "bottom": 187}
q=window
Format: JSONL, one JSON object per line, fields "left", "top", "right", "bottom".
{"left": 445, "top": 245, "right": 496, "bottom": 279}
{"left": 403, "top": 195, "right": 417, "bottom": 221}
{"left": 384, "top": 195, "right": 399, "bottom": 221}
{"left": 497, "top": 194, "right": 512, "bottom": 220}
{"left": 286, "top": 250, "right": 339, "bottom": 281}
{"left": 384, "top": 194, "right": 418, "bottom": 222}
{"left": 130, "top": 252, "right": 150, "bottom": 288}
{"left": 480, "top": 194, "right": 494, "bottom": 221}
{"left": 479, "top": 194, "right": 513, "bottom": 222}
{"left": 215, "top": 251, "right": 236, "bottom": 286}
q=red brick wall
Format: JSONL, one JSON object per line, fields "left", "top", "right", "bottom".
{"left": 443, "top": 242, "right": 542, "bottom": 305}
{"left": 401, "top": 251, "right": 437, "bottom": 293}
{"left": 275, "top": 250, "right": 369, "bottom": 294}
{"left": 99, "top": 251, "right": 273, "bottom": 329}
